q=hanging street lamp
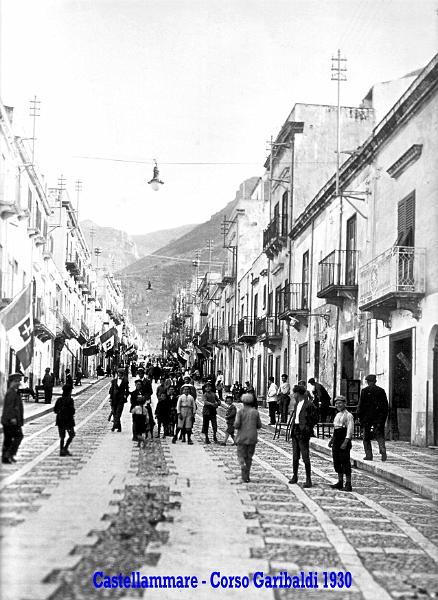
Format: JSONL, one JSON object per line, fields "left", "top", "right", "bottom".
{"left": 148, "top": 159, "right": 164, "bottom": 191}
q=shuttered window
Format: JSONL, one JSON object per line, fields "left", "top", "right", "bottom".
{"left": 397, "top": 192, "right": 415, "bottom": 246}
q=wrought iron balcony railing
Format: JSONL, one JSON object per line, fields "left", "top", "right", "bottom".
{"left": 359, "top": 246, "right": 425, "bottom": 313}
{"left": 280, "top": 283, "right": 309, "bottom": 317}
{"left": 237, "top": 317, "right": 256, "bottom": 342}
{"left": 318, "top": 249, "right": 358, "bottom": 298}
{"left": 263, "top": 214, "right": 288, "bottom": 255}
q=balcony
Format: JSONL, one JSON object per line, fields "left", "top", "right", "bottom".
{"left": 217, "top": 326, "right": 230, "bottom": 345}
{"left": 263, "top": 214, "right": 288, "bottom": 258}
{"left": 208, "top": 326, "right": 218, "bottom": 345}
{"left": 255, "top": 315, "right": 283, "bottom": 346}
{"left": 65, "top": 253, "right": 81, "bottom": 277}
{"left": 33, "top": 297, "right": 56, "bottom": 342}
{"left": 359, "top": 246, "right": 426, "bottom": 325}
{"left": 317, "top": 250, "right": 359, "bottom": 306}
{"left": 279, "top": 283, "right": 309, "bottom": 329}
{"left": 237, "top": 317, "right": 256, "bottom": 344}
{"left": 228, "top": 324, "right": 237, "bottom": 344}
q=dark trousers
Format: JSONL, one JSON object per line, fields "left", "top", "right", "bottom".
{"left": 111, "top": 399, "right": 125, "bottom": 431}
{"left": 279, "top": 395, "right": 290, "bottom": 423}
{"left": 362, "top": 423, "right": 386, "bottom": 458}
{"left": 202, "top": 413, "right": 217, "bottom": 439}
{"left": 237, "top": 443, "right": 256, "bottom": 481}
{"left": 332, "top": 427, "right": 351, "bottom": 477}
{"left": 291, "top": 428, "right": 311, "bottom": 478}
{"left": 44, "top": 388, "right": 53, "bottom": 404}
{"left": 2, "top": 423, "right": 23, "bottom": 460}
{"left": 58, "top": 426, "right": 75, "bottom": 447}
{"left": 268, "top": 401, "right": 277, "bottom": 424}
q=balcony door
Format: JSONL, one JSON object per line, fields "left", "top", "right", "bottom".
{"left": 302, "top": 251, "right": 309, "bottom": 309}
{"left": 397, "top": 192, "right": 416, "bottom": 288}
{"left": 281, "top": 191, "right": 288, "bottom": 236}
{"left": 346, "top": 215, "right": 357, "bottom": 286}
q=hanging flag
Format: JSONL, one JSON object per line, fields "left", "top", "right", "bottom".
{"left": 178, "top": 347, "right": 190, "bottom": 361}
{"left": 100, "top": 327, "right": 117, "bottom": 352}
{"left": 0, "top": 284, "right": 34, "bottom": 370}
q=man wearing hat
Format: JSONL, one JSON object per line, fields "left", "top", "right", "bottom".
{"left": 1, "top": 373, "right": 24, "bottom": 464}
{"left": 288, "top": 384, "right": 318, "bottom": 488}
{"left": 136, "top": 367, "right": 153, "bottom": 400}
{"left": 108, "top": 367, "right": 130, "bottom": 432}
{"left": 357, "top": 374, "right": 389, "bottom": 461}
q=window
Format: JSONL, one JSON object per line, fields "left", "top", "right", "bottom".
{"left": 262, "top": 284, "right": 266, "bottom": 309}
{"left": 283, "top": 348, "right": 288, "bottom": 374}
{"left": 281, "top": 191, "right": 288, "bottom": 236}
{"left": 268, "top": 354, "right": 273, "bottom": 379}
{"left": 397, "top": 191, "right": 415, "bottom": 246}
{"left": 346, "top": 215, "right": 357, "bottom": 286}
{"left": 253, "top": 293, "right": 258, "bottom": 319}
{"left": 302, "top": 251, "right": 309, "bottom": 309}
{"left": 28, "top": 188, "right": 33, "bottom": 212}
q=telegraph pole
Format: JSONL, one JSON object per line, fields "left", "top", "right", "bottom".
{"left": 331, "top": 49, "right": 347, "bottom": 399}
{"left": 75, "top": 180, "right": 82, "bottom": 219}
{"left": 206, "top": 239, "right": 214, "bottom": 272}
{"left": 89, "top": 225, "right": 96, "bottom": 253}
{"left": 29, "top": 95, "right": 41, "bottom": 164}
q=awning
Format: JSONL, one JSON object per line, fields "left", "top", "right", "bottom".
{"left": 34, "top": 322, "right": 55, "bottom": 343}
{"left": 197, "top": 347, "right": 211, "bottom": 358}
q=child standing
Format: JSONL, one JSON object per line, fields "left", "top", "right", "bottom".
{"left": 131, "top": 396, "right": 149, "bottom": 447}
{"left": 54, "top": 384, "right": 76, "bottom": 456}
{"left": 155, "top": 391, "right": 170, "bottom": 438}
{"left": 234, "top": 392, "right": 262, "bottom": 483}
{"left": 328, "top": 396, "right": 354, "bottom": 492}
{"left": 220, "top": 394, "right": 237, "bottom": 446}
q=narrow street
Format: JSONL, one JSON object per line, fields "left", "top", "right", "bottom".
{"left": 1, "top": 380, "right": 437, "bottom": 600}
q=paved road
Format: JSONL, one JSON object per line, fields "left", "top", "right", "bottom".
{"left": 0, "top": 381, "right": 437, "bottom": 600}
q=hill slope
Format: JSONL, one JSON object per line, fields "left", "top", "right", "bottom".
{"left": 118, "top": 177, "right": 259, "bottom": 352}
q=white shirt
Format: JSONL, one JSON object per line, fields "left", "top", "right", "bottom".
{"left": 295, "top": 398, "right": 305, "bottom": 424}
{"left": 267, "top": 383, "right": 278, "bottom": 402}
{"left": 333, "top": 409, "right": 354, "bottom": 439}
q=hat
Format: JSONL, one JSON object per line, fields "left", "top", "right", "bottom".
{"left": 8, "top": 372, "right": 23, "bottom": 383}
{"left": 334, "top": 395, "right": 347, "bottom": 404}
{"left": 137, "top": 367, "right": 145, "bottom": 372}
{"left": 365, "top": 374, "right": 377, "bottom": 382}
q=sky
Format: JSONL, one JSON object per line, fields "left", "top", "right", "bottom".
{"left": 1, "top": 0, "right": 437, "bottom": 236}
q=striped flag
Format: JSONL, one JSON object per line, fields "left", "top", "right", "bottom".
{"left": 0, "top": 284, "right": 34, "bottom": 370}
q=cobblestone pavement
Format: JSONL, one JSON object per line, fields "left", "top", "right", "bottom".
{"left": 0, "top": 384, "right": 437, "bottom": 600}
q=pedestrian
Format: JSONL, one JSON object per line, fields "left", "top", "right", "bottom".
{"left": 18, "top": 375, "right": 35, "bottom": 401}
{"left": 167, "top": 385, "right": 179, "bottom": 436}
{"left": 42, "top": 367, "right": 55, "bottom": 404}
{"left": 234, "top": 392, "right": 262, "bottom": 483}
{"left": 54, "top": 384, "right": 76, "bottom": 456}
{"left": 181, "top": 375, "right": 197, "bottom": 404}
{"left": 288, "top": 384, "right": 318, "bottom": 488}
{"left": 267, "top": 376, "right": 278, "bottom": 425}
{"left": 215, "top": 370, "right": 224, "bottom": 401}
{"left": 278, "top": 374, "right": 291, "bottom": 423}
{"left": 155, "top": 390, "right": 171, "bottom": 438}
{"left": 75, "top": 365, "right": 83, "bottom": 386}
{"left": 130, "top": 380, "right": 144, "bottom": 440}
{"left": 105, "top": 364, "right": 112, "bottom": 377}
{"left": 202, "top": 381, "right": 221, "bottom": 444}
{"left": 130, "top": 362, "right": 138, "bottom": 378}
{"left": 108, "top": 367, "right": 130, "bottom": 432}
{"left": 172, "top": 384, "right": 196, "bottom": 445}
{"left": 136, "top": 367, "right": 153, "bottom": 400}
{"left": 308, "top": 377, "right": 331, "bottom": 423}
{"left": 156, "top": 376, "right": 167, "bottom": 399}
{"left": 1, "top": 373, "right": 24, "bottom": 464}
{"left": 357, "top": 374, "right": 389, "bottom": 461}
{"left": 232, "top": 381, "right": 242, "bottom": 402}
{"left": 131, "top": 394, "right": 150, "bottom": 446}
{"left": 220, "top": 394, "right": 237, "bottom": 446}
{"left": 244, "top": 381, "right": 258, "bottom": 408}
{"left": 328, "top": 396, "right": 354, "bottom": 491}
{"left": 152, "top": 363, "right": 162, "bottom": 383}
{"left": 65, "top": 368, "right": 73, "bottom": 389}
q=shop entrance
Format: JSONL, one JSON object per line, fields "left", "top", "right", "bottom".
{"left": 390, "top": 330, "right": 412, "bottom": 440}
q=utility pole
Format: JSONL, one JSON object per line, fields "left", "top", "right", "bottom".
{"left": 206, "top": 239, "right": 214, "bottom": 272}
{"left": 75, "top": 180, "right": 82, "bottom": 219}
{"left": 29, "top": 95, "right": 41, "bottom": 164}
{"left": 57, "top": 174, "right": 66, "bottom": 200}
{"left": 89, "top": 225, "right": 96, "bottom": 253}
{"left": 331, "top": 49, "right": 347, "bottom": 400}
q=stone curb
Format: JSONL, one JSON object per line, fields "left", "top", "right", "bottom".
{"left": 0, "top": 377, "right": 105, "bottom": 433}
{"left": 309, "top": 437, "right": 438, "bottom": 502}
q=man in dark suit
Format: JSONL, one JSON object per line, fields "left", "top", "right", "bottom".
{"left": 288, "top": 384, "right": 318, "bottom": 488}
{"left": 136, "top": 367, "right": 153, "bottom": 399}
{"left": 109, "top": 367, "right": 130, "bottom": 432}
{"left": 357, "top": 374, "right": 388, "bottom": 461}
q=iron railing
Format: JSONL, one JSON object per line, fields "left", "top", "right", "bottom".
{"left": 281, "top": 283, "right": 309, "bottom": 313}
{"left": 237, "top": 317, "right": 255, "bottom": 338}
{"left": 318, "top": 249, "right": 358, "bottom": 295}
{"left": 263, "top": 214, "right": 288, "bottom": 250}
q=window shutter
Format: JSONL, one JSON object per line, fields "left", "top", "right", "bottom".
{"left": 398, "top": 192, "right": 415, "bottom": 246}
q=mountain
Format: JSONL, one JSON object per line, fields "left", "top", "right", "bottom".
{"left": 118, "top": 177, "right": 260, "bottom": 352}
{"left": 80, "top": 220, "right": 197, "bottom": 273}
{"left": 132, "top": 224, "right": 197, "bottom": 257}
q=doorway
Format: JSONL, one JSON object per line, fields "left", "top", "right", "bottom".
{"left": 390, "top": 330, "right": 412, "bottom": 441}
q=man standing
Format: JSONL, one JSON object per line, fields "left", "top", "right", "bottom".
{"left": 1, "top": 373, "right": 24, "bottom": 464}
{"left": 278, "top": 374, "right": 291, "bottom": 423}
{"left": 109, "top": 367, "right": 130, "bottom": 432}
{"left": 328, "top": 396, "right": 354, "bottom": 491}
{"left": 42, "top": 367, "right": 55, "bottom": 404}
{"left": 136, "top": 367, "right": 153, "bottom": 400}
{"left": 215, "top": 370, "right": 224, "bottom": 401}
{"left": 289, "top": 384, "right": 318, "bottom": 488}
{"left": 308, "top": 377, "right": 331, "bottom": 423}
{"left": 357, "top": 374, "right": 388, "bottom": 461}
{"left": 267, "top": 376, "right": 278, "bottom": 425}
